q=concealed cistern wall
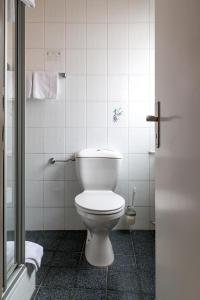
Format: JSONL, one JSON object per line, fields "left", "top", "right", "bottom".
{"left": 25, "top": 0, "right": 155, "bottom": 230}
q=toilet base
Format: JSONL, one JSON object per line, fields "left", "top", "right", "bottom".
{"left": 85, "top": 230, "right": 114, "bottom": 267}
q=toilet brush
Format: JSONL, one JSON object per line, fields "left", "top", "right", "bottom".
{"left": 125, "top": 187, "right": 136, "bottom": 225}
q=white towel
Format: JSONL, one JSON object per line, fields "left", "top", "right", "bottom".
{"left": 26, "top": 71, "right": 32, "bottom": 99}
{"left": 33, "top": 71, "right": 59, "bottom": 100}
{"left": 7, "top": 71, "right": 15, "bottom": 100}
{"left": 21, "top": 0, "right": 35, "bottom": 8}
{"left": 7, "top": 241, "right": 43, "bottom": 271}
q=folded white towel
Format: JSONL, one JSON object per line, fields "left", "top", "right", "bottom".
{"left": 7, "top": 71, "right": 15, "bottom": 99}
{"left": 21, "top": 0, "right": 35, "bottom": 8}
{"left": 26, "top": 71, "right": 32, "bottom": 99}
{"left": 7, "top": 241, "right": 43, "bottom": 271}
{"left": 33, "top": 71, "right": 59, "bottom": 100}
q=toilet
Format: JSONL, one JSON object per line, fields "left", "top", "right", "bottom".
{"left": 75, "top": 148, "right": 125, "bottom": 267}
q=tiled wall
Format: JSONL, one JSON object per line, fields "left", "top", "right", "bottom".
{"left": 25, "top": 0, "right": 155, "bottom": 230}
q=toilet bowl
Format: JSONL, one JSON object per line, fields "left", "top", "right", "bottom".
{"left": 74, "top": 148, "right": 125, "bottom": 267}
{"left": 75, "top": 191, "right": 125, "bottom": 267}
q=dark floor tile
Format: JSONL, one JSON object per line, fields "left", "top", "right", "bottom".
{"left": 51, "top": 252, "right": 81, "bottom": 267}
{"left": 36, "top": 267, "right": 49, "bottom": 286}
{"left": 26, "top": 231, "right": 40, "bottom": 243}
{"left": 112, "top": 239, "right": 133, "bottom": 255}
{"left": 72, "top": 288, "right": 106, "bottom": 300}
{"left": 109, "top": 255, "right": 136, "bottom": 272}
{"left": 43, "top": 267, "right": 76, "bottom": 288}
{"left": 134, "top": 241, "right": 155, "bottom": 257}
{"left": 107, "top": 290, "right": 143, "bottom": 300}
{"left": 78, "top": 255, "right": 106, "bottom": 270}
{"left": 110, "top": 230, "right": 131, "bottom": 242}
{"left": 37, "top": 238, "right": 60, "bottom": 251}
{"left": 41, "top": 251, "right": 55, "bottom": 266}
{"left": 35, "top": 287, "right": 71, "bottom": 300}
{"left": 60, "top": 230, "right": 87, "bottom": 240}
{"left": 139, "top": 271, "right": 155, "bottom": 295}
{"left": 132, "top": 231, "right": 155, "bottom": 243}
{"left": 143, "top": 294, "right": 155, "bottom": 300}
{"left": 58, "top": 239, "right": 84, "bottom": 253}
{"left": 75, "top": 269, "right": 107, "bottom": 290}
{"left": 107, "top": 270, "right": 140, "bottom": 293}
{"left": 41, "top": 231, "right": 65, "bottom": 240}
{"left": 136, "top": 256, "right": 155, "bottom": 274}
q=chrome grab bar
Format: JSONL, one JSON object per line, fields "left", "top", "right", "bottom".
{"left": 59, "top": 72, "right": 67, "bottom": 78}
{"left": 49, "top": 156, "right": 75, "bottom": 165}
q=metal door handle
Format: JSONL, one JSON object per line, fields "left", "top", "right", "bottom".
{"left": 146, "top": 115, "right": 159, "bottom": 122}
{"left": 146, "top": 101, "right": 160, "bottom": 148}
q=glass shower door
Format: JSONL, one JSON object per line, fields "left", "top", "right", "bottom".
{"left": 5, "top": 0, "right": 17, "bottom": 278}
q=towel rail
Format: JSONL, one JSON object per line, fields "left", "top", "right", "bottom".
{"left": 59, "top": 72, "right": 67, "bottom": 78}
{"left": 49, "top": 157, "right": 75, "bottom": 165}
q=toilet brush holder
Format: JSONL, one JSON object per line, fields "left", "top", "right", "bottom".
{"left": 125, "top": 206, "right": 136, "bottom": 225}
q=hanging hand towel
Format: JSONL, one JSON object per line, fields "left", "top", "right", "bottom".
{"left": 33, "top": 71, "right": 59, "bottom": 100}
{"left": 26, "top": 71, "right": 32, "bottom": 99}
{"left": 21, "top": 0, "right": 35, "bottom": 8}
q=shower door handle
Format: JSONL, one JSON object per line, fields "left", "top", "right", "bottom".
{"left": 146, "top": 101, "right": 160, "bottom": 148}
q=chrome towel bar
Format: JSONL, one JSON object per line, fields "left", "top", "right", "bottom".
{"left": 49, "top": 157, "right": 75, "bottom": 165}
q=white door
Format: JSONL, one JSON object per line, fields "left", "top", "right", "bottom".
{"left": 156, "top": 0, "right": 200, "bottom": 299}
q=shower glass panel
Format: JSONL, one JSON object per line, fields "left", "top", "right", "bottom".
{"left": 5, "top": 0, "right": 17, "bottom": 277}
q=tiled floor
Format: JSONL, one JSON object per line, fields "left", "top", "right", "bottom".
{"left": 27, "top": 230, "right": 155, "bottom": 300}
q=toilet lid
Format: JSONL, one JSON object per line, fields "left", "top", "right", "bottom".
{"left": 75, "top": 191, "right": 125, "bottom": 214}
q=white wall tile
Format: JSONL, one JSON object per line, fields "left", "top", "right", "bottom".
{"left": 129, "top": 102, "right": 150, "bottom": 127}
{"left": 87, "top": 0, "right": 107, "bottom": 23}
{"left": 87, "top": 49, "right": 107, "bottom": 75}
{"left": 44, "top": 181, "right": 65, "bottom": 207}
{"left": 65, "top": 155, "right": 78, "bottom": 180}
{"left": 129, "top": 23, "right": 149, "bottom": 49}
{"left": 26, "top": 128, "right": 44, "bottom": 153}
{"left": 87, "top": 102, "right": 107, "bottom": 127}
{"left": 131, "top": 207, "right": 150, "bottom": 230}
{"left": 26, "top": 154, "right": 44, "bottom": 180}
{"left": 129, "top": 181, "right": 149, "bottom": 206}
{"left": 150, "top": 0, "right": 155, "bottom": 23}
{"left": 45, "top": 49, "right": 65, "bottom": 72}
{"left": 69, "top": 102, "right": 86, "bottom": 127}
{"left": 129, "top": 154, "right": 149, "bottom": 180}
{"left": 129, "top": 75, "right": 150, "bottom": 101}
{"left": 150, "top": 180, "right": 155, "bottom": 206}
{"left": 43, "top": 101, "right": 65, "bottom": 127}
{"left": 115, "top": 180, "right": 129, "bottom": 204}
{"left": 26, "top": 0, "right": 44, "bottom": 22}
{"left": 87, "top": 76, "right": 107, "bottom": 102}
{"left": 66, "top": 24, "right": 86, "bottom": 49}
{"left": 108, "top": 102, "right": 128, "bottom": 127}
{"left": 65, "top": 180, "right": 83, "bottom": 207}
{"left": 150, "top": 155, "right": 155, "bottom": 180}
{"left": 108, "top": 24, "right": 128, "bottom": 49}
{"left": 66, "top": 50, "right": 86, "bottom": 75}
{"left": 68, "top": 128, "right": 86, "bottom": 153}
{"left": 108, "top": 76, "right": 128, "bottom": 102}
{"left": 108, "top": 128, "right": 128, "bottom": 153}
{"left": 26, "top": 208, "right": 44, "bottom": 230}
{"left": 45, "top": 0, "right": 65, "bottom": 22}
{"left": 129, "top": 128, "right": 150, "bottom": 153}
{"left": 44, "top": 207, "right": 65, "bottom": 230}
{"left": 129, "top": 49, "right": 149, "bottom": 74}
{"left": 45, "top": 23, "right": 65, "bottom": 48}
{"left": 26, "top": 49, "right": 44, "bottom": 71}
{"left": 129, "top": 0, "right": 150, "bottom": 23}
{"left": 25, "top": 181, "right": 43, "bottom": 207}
{"left": 87, "top": 24, "right": 107, "bottom": 49}
{"left": 44, "top": 128, "right": 65, "bottom": 153}
{"left": 87, "top": 128, "right": 108, "bottom": 148}
{"left": 65, "top": 208, "right": 85, "bottom": 230}
{"left": 66, "top": 0, "right": 86, "bottom": 23}
{"left": 108, "top": 49, "right": 128, "bottom": 75}
{"left": 26, "top": 23, "right": 44, "bottom": 48}
{"left": 44, "top": 154, "right": 65, "bottom": 180}
{"left": 66, "top": 76, "right": 86, "bottom": 102}
{"left": 108, "top": 0, "right": 129, "bottom": 23}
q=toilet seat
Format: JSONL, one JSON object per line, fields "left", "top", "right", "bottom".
{"left": 75, "top": 191, "right": 125, "bottom": 215}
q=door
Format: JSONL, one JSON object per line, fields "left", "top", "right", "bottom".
{"left": 156, "top": 0, "right": 200, "bottom": 299}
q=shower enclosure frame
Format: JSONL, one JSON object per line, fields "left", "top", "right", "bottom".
{"left": 0, "top": 0, "right": 26, "bottom": 297}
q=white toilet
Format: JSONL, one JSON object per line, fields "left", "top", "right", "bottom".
{"left": 75, "top": 148, "right": 125, "bottom": 267}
